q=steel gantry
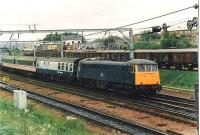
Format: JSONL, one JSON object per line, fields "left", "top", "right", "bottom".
{"left": 0, "top": 28, "right": 134, "bottom": 58}
{"left": 0, "top": 28, "right": 132, "bottom": 34}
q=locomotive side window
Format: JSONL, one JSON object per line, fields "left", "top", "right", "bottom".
{"left": 152, "top": 65, "right": 157, "bottom": 71}
{"left": 146, "top": 65, "right": 151, "bottom": 72}
{"left": 138, "top": 64, "right": 145, "bottom": 72}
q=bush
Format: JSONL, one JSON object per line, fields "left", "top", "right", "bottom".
{"left": 161, "top": 32, "right": 192, "bottom": 49}
{"left": 140, "top": 31, "right": 161, "bottom": 41}
{"left": 134, "top": 42, "right": 161, "bottom": 49}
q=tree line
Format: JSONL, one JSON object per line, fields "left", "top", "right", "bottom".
{"left": 134, "top": 31, "right": 193, "bottom": 49}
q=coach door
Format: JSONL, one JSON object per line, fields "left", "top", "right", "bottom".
{"left": 68, "top": 63, "right": 73, "bottom": 72}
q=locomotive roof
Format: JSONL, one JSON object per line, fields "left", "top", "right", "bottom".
{"left": 127, "top": 59, "right": 156, "bottom": 64}
{"left": 80, "top": 58, "right": 156, "bottom": 65}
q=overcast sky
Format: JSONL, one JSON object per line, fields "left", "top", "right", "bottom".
{"left": 0, "top": 0, "right": 198, "bottom": 41}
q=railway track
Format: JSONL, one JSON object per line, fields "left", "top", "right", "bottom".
{"left": 132, "top": 98, "right": 196, "bottom": 121}
{"left": 0, "top": 72, "right": 197, "bottom": 125}
{"left": 153, "top": 94, "right": 195, "bottom": 107}
{"left": 0, "top": 81, "right": 167, "bottom": 135}
{"left": 0, "top": 73, "right": 197, "bottom": 125}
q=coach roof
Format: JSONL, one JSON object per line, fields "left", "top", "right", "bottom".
{"left": 37, "top": 57, "right": 80, "bottom": 62}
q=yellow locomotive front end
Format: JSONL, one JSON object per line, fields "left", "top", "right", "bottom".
{"left": 134, "top": 63, "right": 161, "bottom": 94}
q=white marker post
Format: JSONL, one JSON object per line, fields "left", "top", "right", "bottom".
{"left": 13, "top": 90, "right": 27, "bottom": 110}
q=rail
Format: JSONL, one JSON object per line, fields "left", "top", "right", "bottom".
{"left": 0, "top": 72, "right": 197, "bottom": 125}
{"left": 0, "top": 81, "right": 166, "bottom": 135}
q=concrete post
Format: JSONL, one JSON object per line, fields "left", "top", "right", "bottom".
{"left": 13, "top": 90, "right": 27, "bottom": 110}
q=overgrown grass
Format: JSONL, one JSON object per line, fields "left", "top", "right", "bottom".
{"left": 0, "top": 97, "right": 95, "bottom": 135}
{"left": 159, "top": 69, "right": 198, "bottom": 90}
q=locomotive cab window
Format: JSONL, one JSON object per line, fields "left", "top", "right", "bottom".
{"left": 152, "top": 65, "right": 157, "bottom": 71}
{"left": 137, "top": 64, "right": 145, "bottom": 72}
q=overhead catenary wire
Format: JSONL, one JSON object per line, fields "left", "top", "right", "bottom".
{"left": 133, "top": 18, "right": 192, "bottom": 31}
{"left": 0, "top": 23, "right": 39, "bottom": 26}
{"left": 0, "top": 4, "right": 198, "bottom": 42}
{"left": 65, "top": 4, "right": 197, "bottom": 49}
{"left": 66, "top": 4, "right": 198, "bottom": 40}
{"left": 116, "top": 5, "right": 196, "bottom": 29}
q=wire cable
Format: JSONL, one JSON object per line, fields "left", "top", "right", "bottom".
{"left": 116, "top": 5, "right": 196, "bottom": 29}
{"left": 69, "top": 4, "right": 198, "bottom": 39}
{"left": 0, "top": 4, "right": 198, "bottom": 42}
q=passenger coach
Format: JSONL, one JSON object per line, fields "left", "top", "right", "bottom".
{"left": 0, "top": 56, "right": 37, "bottom": 75}
{"left": 36, "top": 57, "right": 81, "bottom": 83}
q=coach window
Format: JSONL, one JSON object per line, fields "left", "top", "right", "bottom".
{"left": 137, "top": 64, "right": 145, "bottom": 72}
{"left": 146, "top": 65, "right": 151, "bottom": 72}
{"left": 152, "top": 65, "right": 157, "bottom": 71}
{"left": 66, "top": 63, "right": 68, "bottom": 71}
{"left": 69, "top": 64, "right": 73, "bottom": 72}
{"left": 61, "top": 63, "right": 64, "bottom": 70}
{"left": 58, "top": 63, "right": 61, "bottom": 70}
